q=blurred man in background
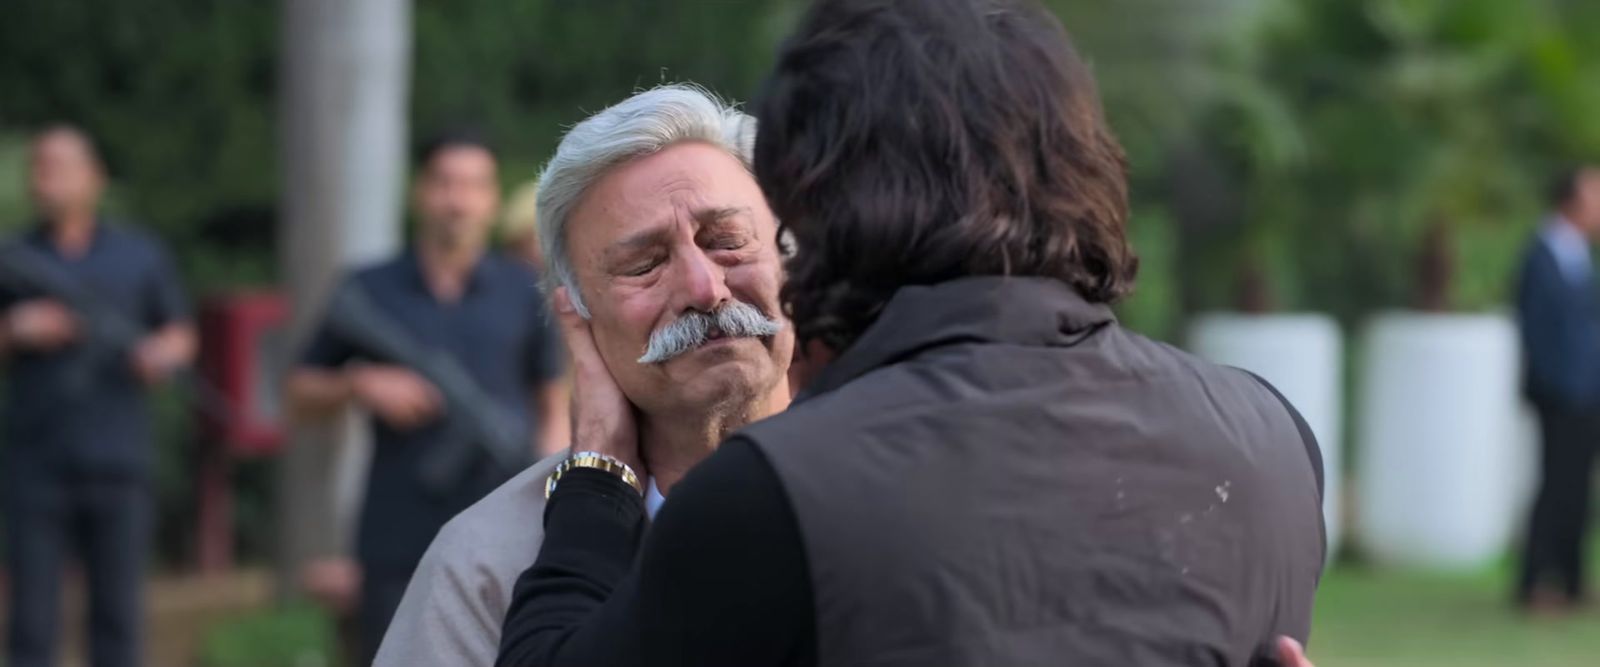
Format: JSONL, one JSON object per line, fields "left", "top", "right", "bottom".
{"left": 1514, "top": 166, "right": 1600, "bottom": 615}
{"left": 284, "top": 130, "right": 567, "bottom": 665}
{"left": 1, "top": 124, "right": 197, "bottom": 667}
{"left": 500, "top": 178, "right": 568, "bottom": 460}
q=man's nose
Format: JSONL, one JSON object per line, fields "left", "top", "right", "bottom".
{"left": 674, "top": 248, "right": 731, "bottom": 313}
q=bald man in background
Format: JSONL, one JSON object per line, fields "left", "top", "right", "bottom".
{"left": 1, "top": 124, "right": 197, "bottom": 667}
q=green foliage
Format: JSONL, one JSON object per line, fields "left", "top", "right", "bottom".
{"left": 412, "top": 0, "right": 797, "bottom": 189}
{"left": 0, "top": 0, "right": 279, "bottom": 289}
{"left": 0, "top": 134, "right": 27, "bottom": 226}
{"left": 1115, "top": 209, "right": 1180, "bottom": 341}
{"left": 198, "top": 603, "right": 336, "bottom": 667}
{"left": 1190, "top": 0, "right": 1600, "bottom": 317}
{"left": 1045, "top": 0, "right": 1238, "bottom": 171}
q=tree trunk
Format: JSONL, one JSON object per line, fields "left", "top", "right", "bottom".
{"left": 276, "top": 0, "right": 411, "bottom": 597}
{"left": 1234, "top": 257, "right": 1276, "bottom": 314}
{"left": 1414, "top": 221, "right": 1453, "bottom": 312}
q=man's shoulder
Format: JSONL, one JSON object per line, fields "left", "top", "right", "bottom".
{"left": 346, "top": 254, "right": 409, "bottom": 284}
{"left": 378, "top": 454, "right": 562, "bottom": 666}
{"left": 425, "top": 452, "right": 561, "bottom": 571}
{"left": 479, "top": 251, "right": 535, "bottom": 277}
{"left": 477, "top": 252, "right": 543, "bottom": 298}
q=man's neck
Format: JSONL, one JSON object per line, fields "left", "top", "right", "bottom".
{"left": 415, "top": 240, "right": 483, "bottom": 302}
{"left": 1555, "top": 204, "right": 1597, "bottom": 235}
{"left": 49, "top": 211, "right": 97, "bottom": 258}
{"left": 641, "top": 385, "right": 789, "bottom": 494}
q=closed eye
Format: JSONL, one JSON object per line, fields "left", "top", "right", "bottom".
{"left": 707, "top": 235, "right": 749, "bottom": 251}
{"left": 622, "top": 256, "right": 664, "bottom": 277}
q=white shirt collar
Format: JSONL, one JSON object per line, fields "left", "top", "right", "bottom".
{"left": 645, "top": 477, "right": 666, "bottom": 519}
{"left": 1542, "top": 215, "right": 1592, "bottom": 284}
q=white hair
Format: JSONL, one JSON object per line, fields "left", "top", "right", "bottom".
{"left": 536, "top": 84, "right": 757, "bottom": 318}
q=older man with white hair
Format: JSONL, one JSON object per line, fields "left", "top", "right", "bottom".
{"left": 372, "top": 84, "right": 793, "bottom": 666}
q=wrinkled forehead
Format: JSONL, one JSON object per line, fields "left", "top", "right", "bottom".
{"left": 572, "top": 143, "right": 774, "bottom": 250}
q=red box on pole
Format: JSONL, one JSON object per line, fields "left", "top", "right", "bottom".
{"left": 198, "top": 291, "right": 291, "bottom": 457}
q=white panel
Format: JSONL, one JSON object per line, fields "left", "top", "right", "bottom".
{"left": 1355, "top": 312, "right": 1525, "bottom": 570}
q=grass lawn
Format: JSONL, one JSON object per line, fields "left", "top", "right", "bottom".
{"left": 204, "top": 558, "right": 1600, "bottom": 667}
{"left": 1311, "top": 556, "right": 1600, "bottom": 667}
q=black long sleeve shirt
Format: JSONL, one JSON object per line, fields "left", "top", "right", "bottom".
{"left": 496, "top": 437, "right": 816, "bottom": 666}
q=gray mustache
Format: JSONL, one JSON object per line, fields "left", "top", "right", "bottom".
{"left": 638, "top": 301, "right": 785, "bottom": 364}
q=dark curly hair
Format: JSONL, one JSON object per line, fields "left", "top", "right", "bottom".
{"left": 753, "top": 0, "right": 1136, "bottom": 351}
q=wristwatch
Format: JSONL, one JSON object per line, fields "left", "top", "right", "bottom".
{"left": 545, "top": 451, "right": 645, "bottom": 498}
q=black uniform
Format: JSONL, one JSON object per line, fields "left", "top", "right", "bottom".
{"left": 2, "top": 221, "right": 189, "bottom": 667}
{"left": 298, "top": 250, "right": 564, "bottom": 664}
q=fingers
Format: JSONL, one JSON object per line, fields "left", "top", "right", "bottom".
{"left": 9, "top": 300, "right": 79, "bottom": 349}
{"left": 353, "top": 365, "right": 444, "bottom": 430}
{"left": 130, "top": 339, "right": 178, "bottom": 385}
{"left": 385, "top": 396, "right": 437, "bottom": 430}
{"left": 552, "top": 287, "right": 602, "bottom": 367}
{"left": 553, "top": 288, "right": 617, "bottom": 392}
{"left": 1277, "top": 637, "right": 1313, "bottom": 667}
{"left": 393, "top": 374, "right": 443, "bottom": 429}
{"left": 130, "top": 347, "right": 161, "bottom": 385}
{"left": 421, "top": 383, "right": 444, "bottom": 414}
{"left": 551, "top": 289, "right": 643, "bottom": 472}
{"left": 552, "top": 286, "right": 575, "bottom": 316}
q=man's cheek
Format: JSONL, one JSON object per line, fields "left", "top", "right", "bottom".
{"left": 730, "top": 264, "right": 782, "bottom": 309}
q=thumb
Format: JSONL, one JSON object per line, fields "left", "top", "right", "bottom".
{"left": 1278, "top": 637, "right": 1313, "bottom": 667}
{"left": 552, "top": 286, "right": 575, "bottom": 316}
{"left": 552, "top": 287, "right": 608, "bottom": 379}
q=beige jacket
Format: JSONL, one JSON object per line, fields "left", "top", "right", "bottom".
{"left": 372, "top": 453, "right": 563, "bottom": 667}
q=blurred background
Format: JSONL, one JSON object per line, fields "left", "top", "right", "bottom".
{"left": 2, "top": 0, "right": 1598, "bottom": 665}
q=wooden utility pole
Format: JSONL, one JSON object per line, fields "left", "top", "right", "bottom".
{"left": 277, "top": 0, "right": 411, "bottom": 594}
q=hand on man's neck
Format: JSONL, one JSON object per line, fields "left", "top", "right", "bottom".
{"left": 641, "top": 383, "right": 790, "bottom": 495}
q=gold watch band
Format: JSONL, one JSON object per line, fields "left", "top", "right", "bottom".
{"left": 545, "top": 451, "right": 645, "bottom": 499}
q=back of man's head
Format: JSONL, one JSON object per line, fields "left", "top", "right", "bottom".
{"left": 752, "top": 0, "right": 1136, "bottom": 351}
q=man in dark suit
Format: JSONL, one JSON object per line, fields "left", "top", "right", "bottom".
{"left": 1515, "top": 165, "right": 1600, "bottom": 614}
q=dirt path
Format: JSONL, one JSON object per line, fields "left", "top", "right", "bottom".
{"left": 0, "top": 567, "right": 275, "bottom": 667}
